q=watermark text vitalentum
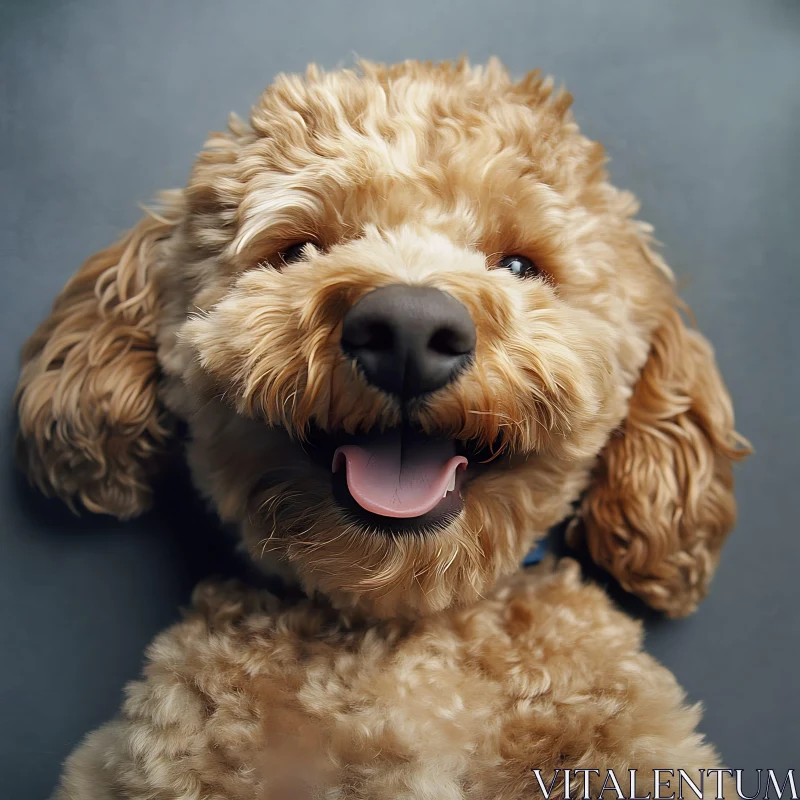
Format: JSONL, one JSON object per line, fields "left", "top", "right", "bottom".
{"left": 529, "top": 768, "right": 797, "bottom": 800}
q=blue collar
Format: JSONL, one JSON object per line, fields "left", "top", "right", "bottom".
{"left": 521, "top": 538, "right": 548, "bottom": 566}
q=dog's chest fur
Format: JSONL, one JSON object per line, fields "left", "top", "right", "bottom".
{"left": 62, "top": 562, "right": 716, "bottom": 800}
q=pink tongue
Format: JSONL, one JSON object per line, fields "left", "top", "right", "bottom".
{"left": 332, "top": 429, "right": 467, "bottom": 518}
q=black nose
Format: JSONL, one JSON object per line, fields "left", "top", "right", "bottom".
{"left": 341, "top": 284, "right": 476, "bottom": 399}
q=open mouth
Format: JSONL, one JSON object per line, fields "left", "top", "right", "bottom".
{"left": 305, "top": 425, "right": 493, "bottom": 534}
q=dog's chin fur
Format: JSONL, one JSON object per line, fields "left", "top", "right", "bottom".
{"left": 16, "top": 59, "right": 751, "bottom": 797}
{"left": 184, "top": 399, "right": 597, "bottom": 618}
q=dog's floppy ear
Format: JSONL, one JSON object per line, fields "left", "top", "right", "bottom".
{"left": 572, "top": 303, "right": 750, "bottom": 617}
{"left": 15, "top": 195, "right": 183, "bottom": 519}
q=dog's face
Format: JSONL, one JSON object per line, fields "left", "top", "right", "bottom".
{"left": 18, "top": 60, "right": 745, "bottom": 619}
{"left": 163, "top": 61, "right": 663, "bottom": 617}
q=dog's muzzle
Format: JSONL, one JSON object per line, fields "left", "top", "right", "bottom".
{"left": 329, "top": 284, "right": 476, "bottom": 526}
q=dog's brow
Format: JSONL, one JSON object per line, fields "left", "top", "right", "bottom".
{"left": 234, "top": 178, "right": 325, "bottom": 256}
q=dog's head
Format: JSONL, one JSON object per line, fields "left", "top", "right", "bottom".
{"left": 16, "top": 60, "right": 748, "bottom": 618}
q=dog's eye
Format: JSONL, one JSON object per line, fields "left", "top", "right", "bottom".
{"left": 497, "top": 254, "right": 538, "bottom": 278}
{"left": 280, "top": 241, "right": 316, "bottom": 265}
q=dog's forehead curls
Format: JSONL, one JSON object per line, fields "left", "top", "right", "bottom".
{"left": 16, "top": 58, "right": 748, "bottom": 619}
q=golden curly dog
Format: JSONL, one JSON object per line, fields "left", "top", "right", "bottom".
{"left": 16, "top": 59, "right": 749, "bottom": 799}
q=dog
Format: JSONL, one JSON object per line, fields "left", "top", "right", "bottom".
{"left": 16, "top": 59, "right": 749, "bottom": 799}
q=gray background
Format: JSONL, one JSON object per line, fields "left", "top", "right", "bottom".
{"left": 1, "top": 1, "right": 798, "bottom": 796}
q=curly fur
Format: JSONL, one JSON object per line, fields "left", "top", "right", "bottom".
{"left": 55, "top": 567, "right": 719, "bottom": 800}
{"left": 571, "top": 306, "right": 748, "bottom": 616}
{"left": 16, "top": 58, "right": 748, "bottom": 798}
{"left": 16, "top": 200, "right": 183, "bottom": 518}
